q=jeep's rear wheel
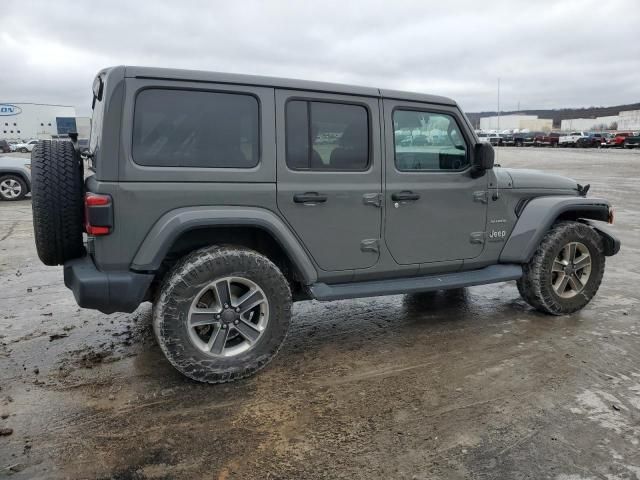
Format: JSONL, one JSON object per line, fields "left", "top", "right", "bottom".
{"left": 31, "top": 140, "right": 85, "bottom": 266}
{"left": 517, "top": 221, "right": 605, "bottom": 315}
{"left": 153, "top": 245, "right": 292, "bottom": 384}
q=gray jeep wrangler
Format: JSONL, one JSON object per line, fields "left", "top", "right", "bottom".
{"left": 30, "top": 66, "right": 620, "bottom": 383}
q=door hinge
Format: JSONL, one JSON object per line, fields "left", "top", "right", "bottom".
{"left": 362, "top": 192, "right": 383, "bottom": 208}
{"left": 360, "top": 239, "right": 380, "bottom": 253}
{"left": 473, "top": 191, "right": 488, "bottom": 204}
{"left": 470, "top": 232, "right": 485, "bottom": 244}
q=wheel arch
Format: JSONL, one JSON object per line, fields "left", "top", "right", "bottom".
{"left": 130, "top": 206, "right": 318, "bottom": 286}
{"left": 500, "top": 196, "right": 613, "bottom": 263}
{"left": 0, "top": 169, "right": 31, "bottom": 192}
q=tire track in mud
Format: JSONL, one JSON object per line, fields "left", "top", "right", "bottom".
{"left": 0, "top": 221, "right": 17, "bottom": 242}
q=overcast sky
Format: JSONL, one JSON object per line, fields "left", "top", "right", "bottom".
{"left": 2, "top": 0, "right": 639, "bottom": 115}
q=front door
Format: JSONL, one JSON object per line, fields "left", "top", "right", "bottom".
{"left": 383, "top": 100, "right": 488, "bottom": 265}
{"left": 276, "top": 90, "right": 382, "bottom": 272}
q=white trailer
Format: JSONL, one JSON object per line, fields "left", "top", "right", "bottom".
{"left": 0, "top": 103, "right": 77, "bottom": 142}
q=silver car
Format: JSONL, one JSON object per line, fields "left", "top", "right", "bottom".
{"left": 0, "top": 155, "right": 31, "bottom": 200}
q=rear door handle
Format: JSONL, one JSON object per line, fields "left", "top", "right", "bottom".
{"left": 391, "top": 191, "right": 420, "bottom": 201}
{"left": 293, "top": 192, "right": 328, "bottom": 204}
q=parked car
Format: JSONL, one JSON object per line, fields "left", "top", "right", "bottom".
{"left": 601, "top": 132, "right": 631, "bottom": 148}
{"left": 501, "top": 131, "right": 532, "bottom": 147}
{"left": 0, "top": 140, "right": 11, "bottom": 153}
{"left": 0, "top": 155, "right": 31, "bottom": 201}
{"left": 597, "top": 133, "right": 614, "bottom": 148}
{"left": 30, "top": 65, "right": 620, "bottom": 384}
{"left": 624, "top": 133, "right": 640, "bottom": 149}
{"left": 477, "top": 132, "right": 501, "bottom": 146}
{"left": 559, "top": 132, "right": 588, "bottom": 147}
{"left": 477, "top": 132, "right": 491, "bottom": 144}
{"left": 14, "top": 139, "right": 39, "bottom": 153}
{"left": 576, "top": 133, "right": 607, "bottom": 148}
{"left": 520, "top": 131, "right": 538, "bottom": 147}
{"left": 502, "top": 132, "right": 518, "bottom": 147}
{"left": 534, "top": 132, "right": 561, "bottom": 147}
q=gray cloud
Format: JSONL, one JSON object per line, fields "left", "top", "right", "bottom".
{"left": 2, "top": 0, "right": 639, "bottom": 115}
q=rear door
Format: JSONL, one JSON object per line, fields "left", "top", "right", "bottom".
{"left": 383, "top": 100, "right": 488, "bottom": 265}
{"left": 276, "top": 90, "right": 382, "bottom": 272}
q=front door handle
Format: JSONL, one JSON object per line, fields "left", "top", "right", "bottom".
{"left": 293, "top": 192, "right": 328, "bottom": 204}
{"left": 391, "top": 191, "right": 420, "bottom": 201}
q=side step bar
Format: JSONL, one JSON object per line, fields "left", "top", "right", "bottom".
{"left": 309, "top": 264, "right": 523, "bottom": 301}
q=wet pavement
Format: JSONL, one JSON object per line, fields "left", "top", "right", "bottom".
{"left": 1, "top": 147, "right": 640, "bottom": 479}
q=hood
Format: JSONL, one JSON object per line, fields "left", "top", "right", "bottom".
{"left": 497, "top": 168, "right": 578, "bottom": 191}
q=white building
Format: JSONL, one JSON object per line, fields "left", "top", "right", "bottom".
{"left": 519, "top": 118, "right": 553, "bottom": 132}
{"left": 479, "top": 114, "right": 552, "bottom": 132}
{"left": 560, "top": 110, "right": 640, "bottom": 132}
{"left": 0, "top": 103, "right": 78, "bottom": 142}
{"left": 560, "top": 115, "right": 619, "bottom": 131}
{"left": 617, "top": 110, "right": 640, "bottom": 131}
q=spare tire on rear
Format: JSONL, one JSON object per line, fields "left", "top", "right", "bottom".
{"left": 31, "top": 140, "right": 85, "bottom": 266}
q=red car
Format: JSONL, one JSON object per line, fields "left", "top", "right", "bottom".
{"left": 601, "top": 132, "right": 631, "bottom": 148}
{"left": 533, "top": 132, "right": 561, "bottom": 147}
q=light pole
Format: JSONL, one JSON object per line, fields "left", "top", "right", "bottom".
{"left": 497, "top": 77, "right": 501, "bottom": 133}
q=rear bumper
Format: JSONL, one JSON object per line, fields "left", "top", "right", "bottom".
{"left": 64, "top": 255, "right": 154, "bottom": 314}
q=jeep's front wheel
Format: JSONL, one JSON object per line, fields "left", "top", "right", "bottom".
{"left": 153, "top": 246, "right": 292, "bottom": 384}
{"left": 517, "top": 221, "right": 605, "bottom": 315}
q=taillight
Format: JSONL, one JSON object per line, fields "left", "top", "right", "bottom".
{"left": 84, "top": 193, "right": 113, "bottom": 236}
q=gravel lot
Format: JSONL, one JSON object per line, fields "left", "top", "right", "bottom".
{"left": 1, "top": 147, "right": 639, "bottom": 479}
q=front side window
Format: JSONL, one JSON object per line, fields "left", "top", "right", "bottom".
{"left": 286, "top": 100, "right": 369, "bottom": 171}
{"left": 393, "top": 110, "right": 468, "bottom": 171}
{"left": 133, "top": 89, "right": 259, "bottom": 168}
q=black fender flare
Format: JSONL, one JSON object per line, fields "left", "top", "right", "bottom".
{"left": 130, "top": 206, "right": 318, "bottom": 284}
{"left": 500, "top": 196, "right": 613, "bottom": 263}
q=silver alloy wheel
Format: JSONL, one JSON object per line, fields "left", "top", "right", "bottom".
{"left": 0, "top": 178, "right": 22, "bottom": 199}
{"left": 187, "top": 276, "right": 269, "bottom": 357}
{"left": 551, "top": 242, "right": 592, "bottom": 298}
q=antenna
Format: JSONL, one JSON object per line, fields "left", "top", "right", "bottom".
{"left": 497, "top": 77, "right": 500, "bottom": 132}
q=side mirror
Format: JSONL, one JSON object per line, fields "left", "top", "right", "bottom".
{"left": 472, "top": 142, "right": 494, "bottom": 175}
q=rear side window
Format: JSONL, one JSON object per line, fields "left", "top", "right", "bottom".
{"left": 132, "top": 89, "right": 259, "bottom": 168}
{"left": 393, "top": 110, "right": 468, "bottom": 171}
{"left": 89, "top": 75, "right": 105, "bottom": 155}
{"left": 285, "top": 100, "right": 369, "bottom": 171}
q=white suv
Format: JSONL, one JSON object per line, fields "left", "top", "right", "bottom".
{"left": 559, "top": 132, "right": 588, "bottom": 147}
{"left": 14, "top": 139, "right": 39, "bottom": 153}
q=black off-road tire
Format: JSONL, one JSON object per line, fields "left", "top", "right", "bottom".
{"left": 0, "top": 174, "right": 28, "bottom": 201}
{"left": 153, "top": 245, "right": 292, "bottom": 384}
{"left": 517, "top": 221, "right": 605, "bottom": 315}
{"left": 31, "top": 140, "right": 85, "bottom": 266}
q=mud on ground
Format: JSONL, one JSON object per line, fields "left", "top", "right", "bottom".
{"left": 1, "top": 148, "right": 640, "bottom": 479}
